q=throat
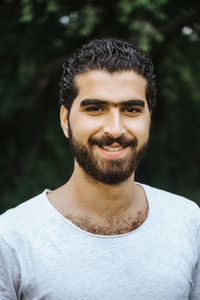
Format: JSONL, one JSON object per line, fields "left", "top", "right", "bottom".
{"left": 65, "top": 207, "right": 148, "bottom": 235}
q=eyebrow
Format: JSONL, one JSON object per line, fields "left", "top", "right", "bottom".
{"left": 80, "top": 99, "right": 145, "bottom": 108}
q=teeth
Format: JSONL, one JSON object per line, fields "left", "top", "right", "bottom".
{"left": 101, "top": 145, "right": 124, "bottom": 151}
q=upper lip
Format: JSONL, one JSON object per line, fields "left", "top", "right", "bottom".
{"left": 103, "top": 143, "right": 123, "bottom": 148}
{"left": 99, "top": 143, "right": 127, "bottom": 150}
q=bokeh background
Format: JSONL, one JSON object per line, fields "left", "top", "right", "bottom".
{"left": 1, "top": 0, "right": 200, "bottom": 213}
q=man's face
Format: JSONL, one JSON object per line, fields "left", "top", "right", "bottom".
{"left": 61, "top": 70, "right": 151, "bottom": 184}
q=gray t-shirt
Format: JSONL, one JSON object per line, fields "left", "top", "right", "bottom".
{"left": 0, "top": 183, "right": 200, "bottom": 299}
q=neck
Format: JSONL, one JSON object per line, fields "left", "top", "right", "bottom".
{"left": 63, "top": 163, "right": 144, "bottom": 218}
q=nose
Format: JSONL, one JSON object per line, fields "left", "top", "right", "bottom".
{"left": 103, "top": 110, "right": 126, "bottom": 138}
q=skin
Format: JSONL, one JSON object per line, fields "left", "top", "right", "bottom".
{"left": 47, "top": 70, "right": 151, "bottom": 235}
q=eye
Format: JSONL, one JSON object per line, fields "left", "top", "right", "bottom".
{"left": 85, "top": 106, "right": 104, "bottom": 113}
{"left": 122, "top": 107, "right": 141, "bottom": 114}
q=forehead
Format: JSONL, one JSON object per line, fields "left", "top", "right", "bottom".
{"left": 73, "top": 70, "right": 147, "bottom": 103}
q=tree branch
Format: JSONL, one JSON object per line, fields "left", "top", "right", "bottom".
{"left": 160, "top": 9, "right": 200, "bottom": 42}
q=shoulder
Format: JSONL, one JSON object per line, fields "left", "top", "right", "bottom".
{"left": 0, "top": 190, "right": 50, "bottom": 243}
{"left": 142, "top": 183, "right": 199, "bottom": 210}
{"left": 141, "top": 183, "right": 200, "bottom": 228}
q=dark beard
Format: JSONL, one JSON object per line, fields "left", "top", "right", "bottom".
{"left": 68, "top": 123, "right": 148, "bottom": 185}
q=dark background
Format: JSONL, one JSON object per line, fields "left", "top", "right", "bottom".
{"left": 1, "top": 0, "right": 200, "bottom": 213}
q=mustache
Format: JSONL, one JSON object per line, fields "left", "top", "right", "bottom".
{"left": 88, "top": 135, "right": 138, "bottom": 147}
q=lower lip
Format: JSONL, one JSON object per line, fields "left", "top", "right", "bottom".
{"left": 97, "top": 146, "right": 128, "bottom": 158}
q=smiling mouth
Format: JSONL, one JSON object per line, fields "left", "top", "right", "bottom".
{"left": 101, "top": 145, "right": 125, "bottom": 152}
{"left": 97, "top": 144, "right": 128, "bottom": 157}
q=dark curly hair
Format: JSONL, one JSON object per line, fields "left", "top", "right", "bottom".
{"left": 60, "top": 38, "right": 156, "bottom": 111}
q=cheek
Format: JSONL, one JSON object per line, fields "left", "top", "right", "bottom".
{"left": 139, "top": 121, "right": 150, "bottom": 142}
{"left": 128, "top": 118, "right": 150, "bottom": 141}
{"left": 70, "top": 115, "right": 102, "bottom": 141}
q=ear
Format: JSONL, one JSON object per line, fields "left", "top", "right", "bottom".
{"left": 60, "top": 105, "right": 69, "bottom": 138}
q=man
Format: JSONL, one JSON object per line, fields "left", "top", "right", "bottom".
{"left": 0, "top": 38, "right": 199, "bottom": 299}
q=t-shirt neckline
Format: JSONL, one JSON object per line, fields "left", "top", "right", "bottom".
{"left": 43, "top": 182, "right": 152, "bottom": 238}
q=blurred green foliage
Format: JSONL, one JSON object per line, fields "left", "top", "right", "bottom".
{"left": 1, "top": 0, "right": 200, "bottom": 213}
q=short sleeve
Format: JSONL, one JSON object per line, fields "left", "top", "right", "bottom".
{"left": 0, "top": 235, "right": 20, "bottom": 299}
{"left": 190, "top": 228, "right": 200, "bottom": 299}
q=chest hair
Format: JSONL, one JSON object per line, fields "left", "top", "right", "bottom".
{"left": 65, "top": 207, "right": 148, "bottom": 235}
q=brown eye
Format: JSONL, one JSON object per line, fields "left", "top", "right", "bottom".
{"left": 86, "top": 106, "right": 104, "bottom": 112}
{"left": 122, "top": 107, "right": 140, "bottom": 113}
